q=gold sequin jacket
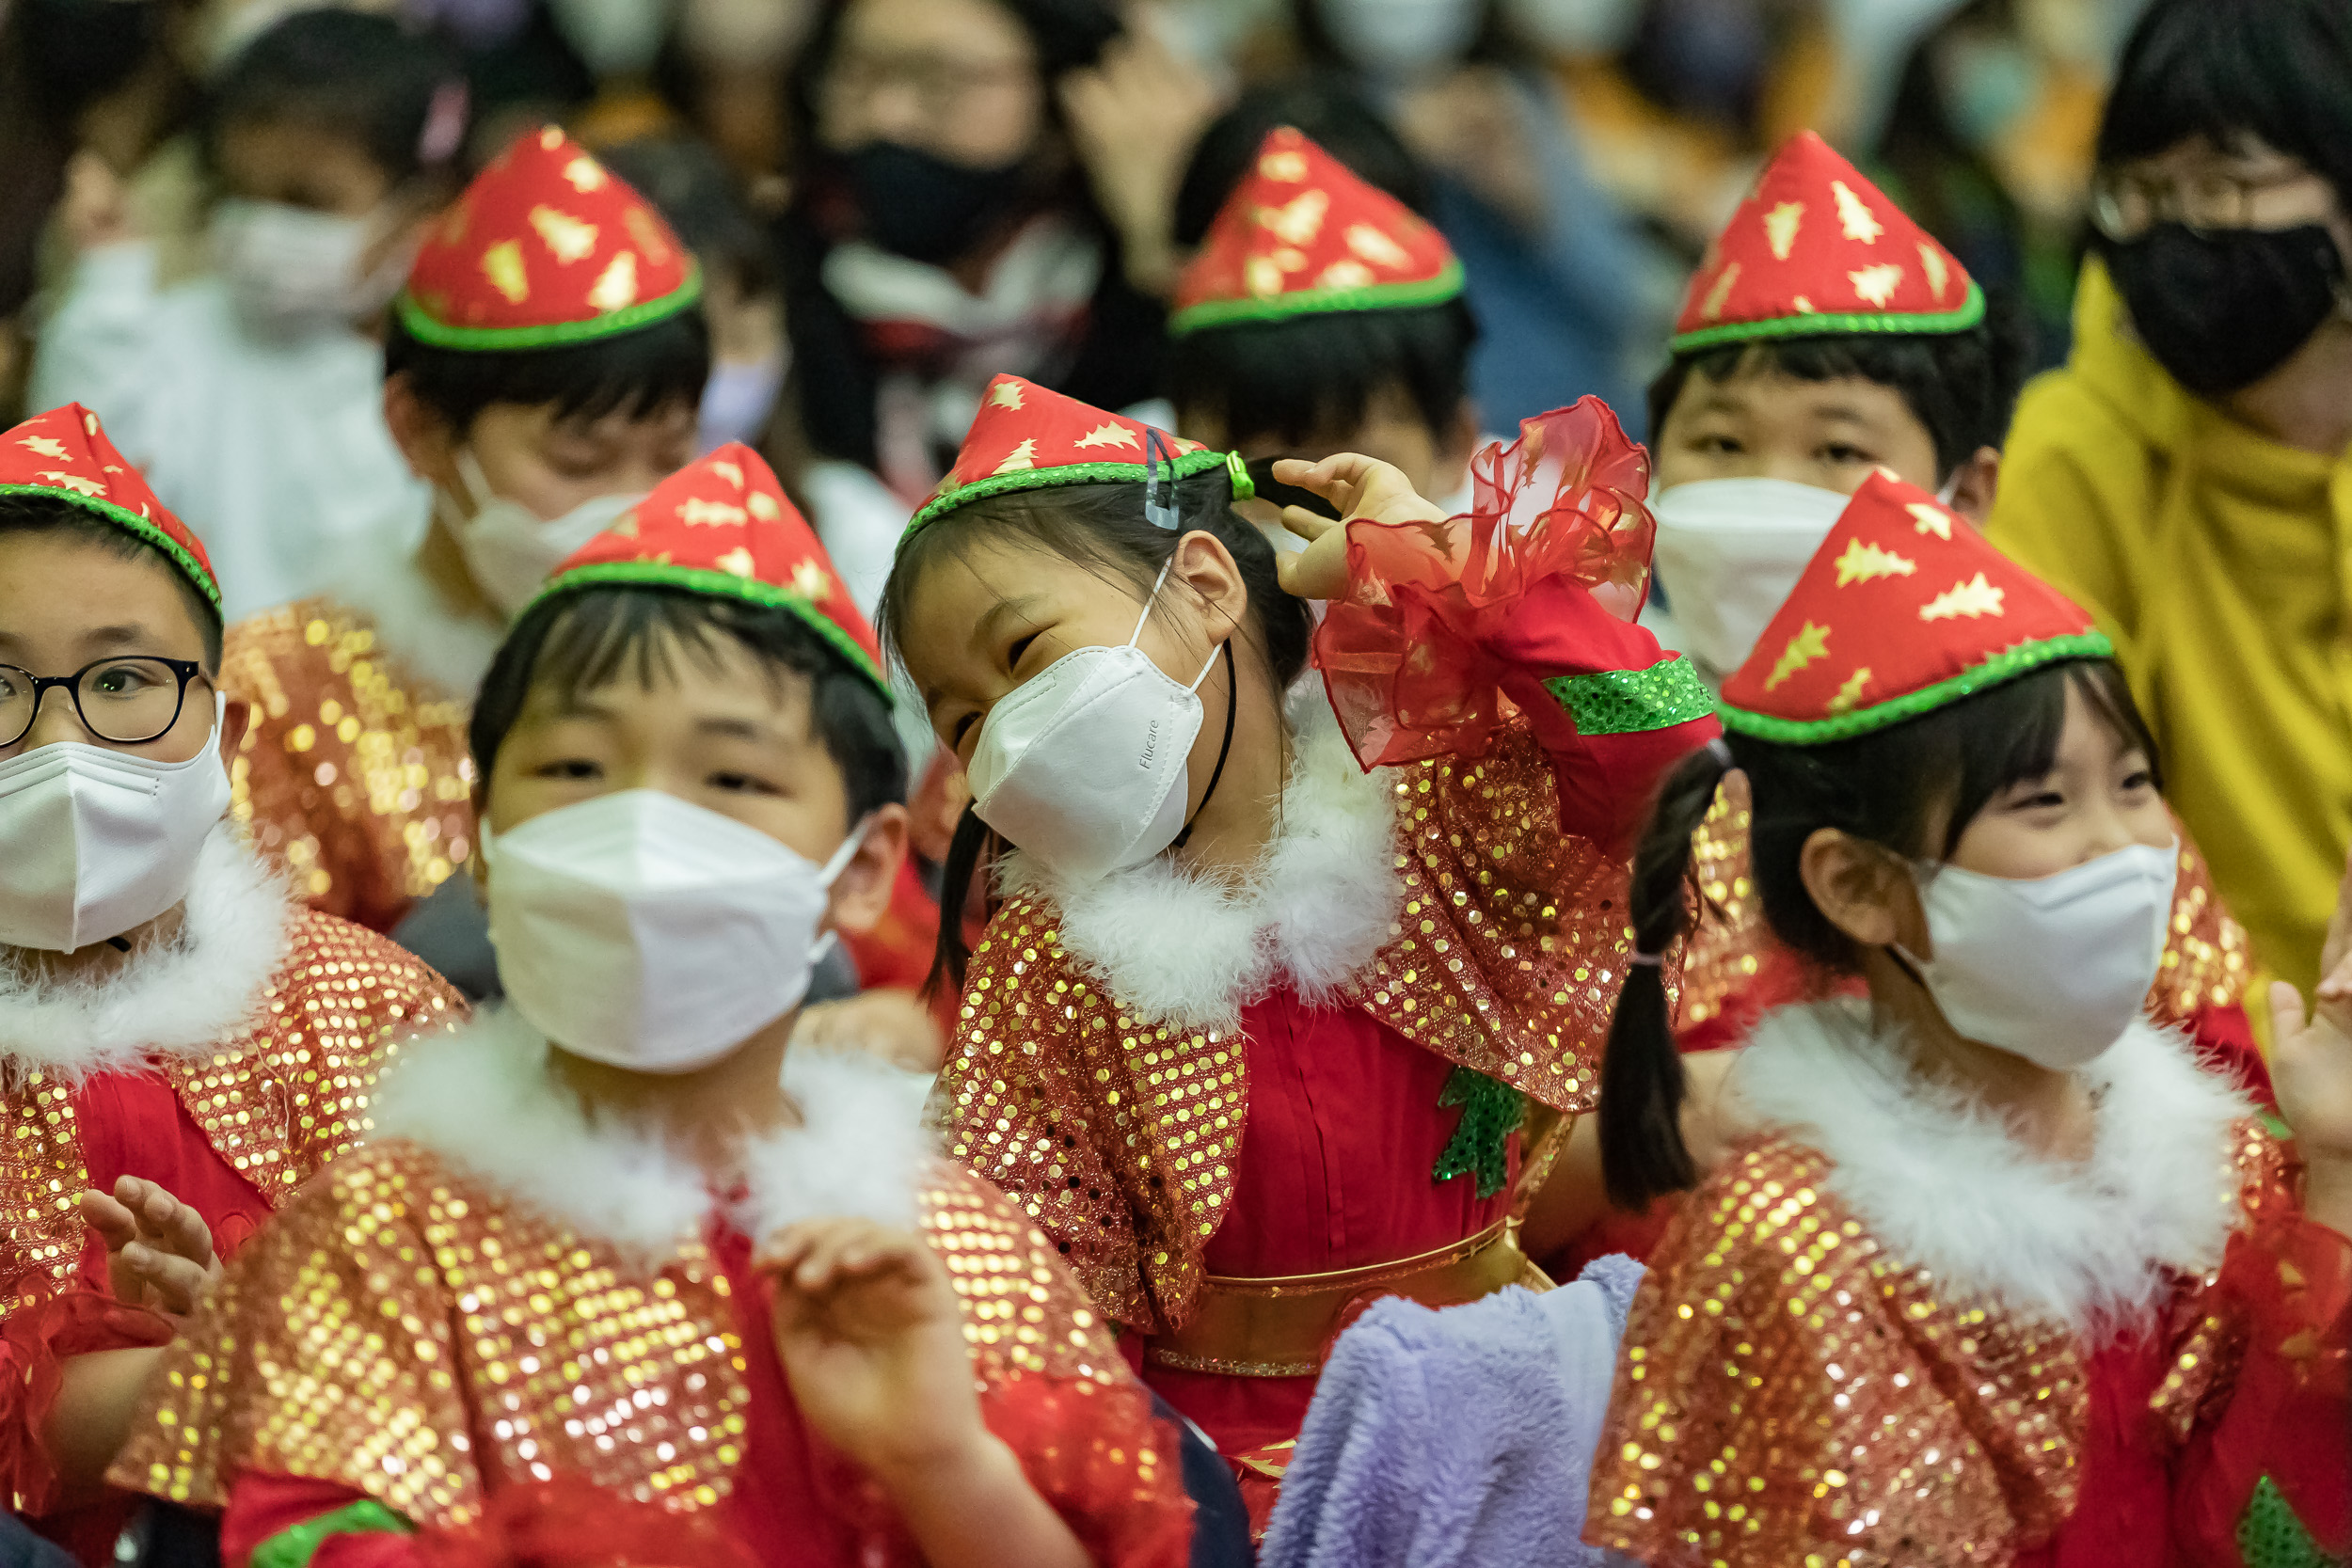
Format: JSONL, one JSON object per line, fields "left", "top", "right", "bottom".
{"left": 1591, "top": 1000, "right": 2305, "bottom": 1567}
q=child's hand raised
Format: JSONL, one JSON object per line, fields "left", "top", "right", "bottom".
{"left": 1270, "top": 452, "right": 1451, "bottom": 602}
{"left": 79, "top": 1176, "right": 219, "bottom": 1330}
{"left": 759, "top": 1217, "right": 988, "bottom": 1481}
{"left": 2274, "top": 850, "right": 2352, "bottom": 1158}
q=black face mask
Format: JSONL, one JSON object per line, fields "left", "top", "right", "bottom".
{"left": 2103, "top": 222, "right": 2347, "bottom": 397}
{"left": 840, "top": 143, "right": 1031, "bottom": 266}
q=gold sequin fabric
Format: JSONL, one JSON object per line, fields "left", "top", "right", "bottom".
{"left": 0, "top": 911, "right": 464, "bottom": 1298}
{"left": 114, "top": 1149, "right": 1181, "bottom": 1554}
{"left": 1679, "top": 790, "right": 2249, "bottom": 1032}
{"left": 224, "top": 598, "right": 477, "bottom": 933}
{"left": 1590, "top": 1121, "right": 2288, "bottom": 1567}
{"left": 941, "top": 716, "right": 1663, "bottom": 1334}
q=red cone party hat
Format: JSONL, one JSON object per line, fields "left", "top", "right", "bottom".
{"left": 907, "top": 375, "right": 1244, "bottom": 532}
{"left": 399, "top": 125, "right": 700, "bottom": 350}
{"left": 1171, "top": 125, "right": 1463, "bottom": 336}
{"left": 539, "top": 443, "right": 888, "bottom": 697}
{"left": 0, "top": 404, "right": 218, "bottom": 608}
{"left": 1717, "top": 470, "right": 2109, "bottom": 743}
{"left": 1672, "top": 131, "right": 1981, "bottom": 354}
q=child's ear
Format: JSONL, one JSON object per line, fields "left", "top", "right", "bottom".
{"left": 216, "top": 695, "right": 253, "bottom": 761}
{"left": 383, "top": 373, "right": 459, "bottom": 489}
{"left": 1947, "top": 446, "right": 2002, "bottom": 529}
{"left": 1169, "top": 530, "right": 1248, "bottom": 646}
{"left": 827, "top": 804, "right": 912, "bottom": 939}
{"left": 1799, "top": 828, "right": 1919, "bottom": 952}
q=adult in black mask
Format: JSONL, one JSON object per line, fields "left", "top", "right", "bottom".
{"left": 1987, "top": 0, "right": 2352, "bottom": 1021}
{"left": 770, "top": 0, "right": 1216, "bottom": 611}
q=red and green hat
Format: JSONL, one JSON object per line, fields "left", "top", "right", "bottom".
{"left": 535, "top": 442, "right": 888, "bottom": 699}
{"left": 0, "top": 404, "right": 218, "bottom": 610}
{"left": 1717, "top": 470, "right": 2109, "bottom": 743}
{"left": 905, "top": 374, "right": 1247, "bottom": 533}
{"left": 1672, "top": 131, "right": 1982, "bottom": 355}
{"left": 397, "top": 125, "right": 701, "bottom": 351}
{"left": 1170, "top": 125, "right": 1463, "bottom": 337}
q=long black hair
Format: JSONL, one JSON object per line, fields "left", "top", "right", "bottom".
{"left": 877, "top": 465, "right": 1313, "bottom": 997}
{"left": 1597, "top": 657, "right": 2158, "bottom": 1209}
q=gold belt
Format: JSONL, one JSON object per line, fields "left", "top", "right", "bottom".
{"left": 1145, "top": 1218, "right": 1544, "bottom": 1378}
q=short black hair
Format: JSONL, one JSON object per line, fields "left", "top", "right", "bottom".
{"left": 1645, "top": 309, "right": 2030, "bottom": 480}
{"left": 470, "top": 585, "right": 904, "bottom": 824}
{"left": 1172, "top": 297, "right": 1477, "bottom": 451}
{"left": 2100, "top": 0, "right": 2352, "bottom": 206}
{"left": 203, "top": 9, "right": 466, "bottom": 189}
{"left": 597, "top": 135, "right": 777, "bottom": 302}
{"left": 385, "top": 306, "right": 711, "bottom": 438}
{"left": 0, "top": 493, "right": 224, "bottom": 667}
{"left": 1172, "top": 77, "right": 1431, "bottom": 249}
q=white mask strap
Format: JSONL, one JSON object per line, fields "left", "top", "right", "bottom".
{"left": 1934, "top": 470, "right": 1964, "bottom": 507}
{"left": 1128, "top": 559, "right": 1177, "bottom": 647}
{"left": 453, "top": 449, "right": 498, "bottom": 517}
{"left": 818, "top": 815, "right": 872, "bottom": 887}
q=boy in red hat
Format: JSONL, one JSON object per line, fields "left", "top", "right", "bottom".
{"left": 113, "top": 445, "right": 1193, "bottom": 1568}
{"left": 0, "top": 406, "right": 463, "bottom": 1563}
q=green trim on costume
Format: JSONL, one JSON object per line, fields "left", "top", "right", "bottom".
{"left": 1718, "top": 631, "right": 2113, "bottom": 745}
{"left": 532, "top": 560, "right": 893, "bottom": 702}
{"left": 904, "top": 447, "right": 1236, "bottom": 535}
{"left": 1432, "top": 1066, "right": 1525, "bottom": 1199}
{"left": 1168, "top": 259, "right": 1468, "bottom": 337}
{"left": 1669, "top": 279, "right": 1986, "bottom": 356}
{"left": 1546, "top": 656, "right": 1716, "bottom": 737}
{"left": 394, "top": 262, "right": 704, "bottom": 351}
{"left": 0, "top": 484, "right": 219, "bottom": 608}
{"left": 2236, "top": 1475, "right": 2344, "bottom": 1568}
{"left": 250, "top": 1499, "right": 416, "bottom": 1568}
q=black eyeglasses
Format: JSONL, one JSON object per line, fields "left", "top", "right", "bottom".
{"left": 0, "top": 657, "right": 212, "bottom": 749}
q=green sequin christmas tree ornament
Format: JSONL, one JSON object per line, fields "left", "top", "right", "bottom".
{"left": 2237, "top": 1476, "right": 2344, "bottom": 1568}
{"left": 1432, "top": 1067, "right": 1525, "bottom": 1199}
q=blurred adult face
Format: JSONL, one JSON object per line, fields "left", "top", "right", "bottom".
{"left": 815, "top": 0, "right": 1043, "bottom": 170}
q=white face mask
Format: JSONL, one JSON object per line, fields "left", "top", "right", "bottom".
{"left": 0, "top": 695, "right": 232, "bottom": 952}
{"left": 1315, "top": 0, "right": 1480, "bottom": 76}
{"left": 436, "top": 451, "right": 643, "bottom": 618}
{"left": 1899, "top": 839, "right": 2178, "bottom": 1071}
{"left": 212, "top": 198, "right": 412, "bottom": 340}
{"left": 1650, "top": 478, "right": 1851, "bottom": 678}
{"left": 967, "top": 562, "right": 1221, "bottom": 885}
{"left": 484, "top": 790, "right": 866, "bottom": 1074}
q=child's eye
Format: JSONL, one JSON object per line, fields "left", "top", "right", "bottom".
{"left": 1692, "top": 434, "right": 1742, "bottom": 456}
{"left": 709, "top": 770, "right": 779, "bottom": 795}
{"left": 1006, "top": 632, "right": 1039, "bottom": 672}
{"left": 1820, "top": 442, "right": 1875, "bottom": 466}
{"left": 2121, "top": 767, "right": 2156, "bottom": 793}
{"left": 533, "top": 758, "right": 601, "bottom": 781}
{"left": 949, "top": 710, "right": 979, "bottom": 751}
{"left": 2012, "top": 788, "right": 2066, "bottom": 811}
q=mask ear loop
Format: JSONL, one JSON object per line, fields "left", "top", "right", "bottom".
{"left": 806, "top": 815, "right": 876, "bottom": 968}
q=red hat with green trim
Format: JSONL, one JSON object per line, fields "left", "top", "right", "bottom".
{"left": 536, "top": 442, "right": 887, "bottom": 699}
{"left": 1717, "top": 470, "right": 2109, "bottom": 743}
{"left": 906, "top": 374, "right": 1247, "bottom": 533}
{"left": 398, "top": 125, "right": 700, "bottom": 351}
{"left": 0, "top": 404, "right": 218, "bottom": 610}
{"left": 1672, "top": 131, "right": 1981, "bottom": 355}
{"left": 1170, "top": 126, "right": 1463, "bottom": 337}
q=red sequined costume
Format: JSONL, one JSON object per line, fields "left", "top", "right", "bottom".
{"left": 0, "top": 827, "right": 466, "bottom": 1560}
{"left": 112, "top": 1014, "right": 1194, "bottom": 1568}
{"left": 936, "top": 402, "right": 1720, "bottom": 1523}
{"left": 1588, "top": 999, "right": 2350, "bottom": 1568}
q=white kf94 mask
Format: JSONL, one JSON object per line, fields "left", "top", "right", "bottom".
{"left": 0, "top": 693, "right": 233, "bottom": 952}
{"left": 1898, "top": 839, "right": 2177, "bottom": 1071}
{"left": 1650, "top": 478, "right": 1852, "bottom": 678}
{"left": 484, "top": 790, "right": 867, "bottom": 1073}
{"left": 437, "top": 450, "right": 643, "bottom": 618}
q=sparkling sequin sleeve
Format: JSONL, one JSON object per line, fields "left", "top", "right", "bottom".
{"left": 224, "top": 600, "right": 477, "bottom": 934}
{"left": 1589, "top": 1138, "right": 2086, "bottom": 1567}
{"left": 922, "top": 1164, "right": 1194, "bottom": 1567}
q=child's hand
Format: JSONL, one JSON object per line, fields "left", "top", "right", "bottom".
{"left": 791, "top": 990, "right": 946, "bottom": 1073}
{"left": 760, "top": 1218, "right": 987, "bottom": 1480}
{"left": 1269, "top": 452, "right": 1451, "bottom": 602}
{"left": 60, "top": 150, "right": 140, "bottom": 253}
{"left": 2273, "top": 850, "right": 2352, "bottom": 1166}
{"left": 80, "top": 1177, "right": 218, "bottom": 1329}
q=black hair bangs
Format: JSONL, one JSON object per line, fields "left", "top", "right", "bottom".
{"left": 1173, "top": 77, "right": 1431, "bottom": 248}
{"left": 0, "top": 494, "right": 224, "bottom": 666}
{"left": 385, "top": 308, "right": 711, "bottom": 437}
{"left": 470, "top": 584, "right": 904, "bottom": 821}
{"left": 202, "top": 8, "right": 464, "bottom": 187}
{"left": 2099, "top": 0, "right": 2352, "bottom": 198}
{"left": 1170, "top": 297, "right": 1477, "bottom": 453}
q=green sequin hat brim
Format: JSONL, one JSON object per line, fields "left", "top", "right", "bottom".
{"left": 1669, "top": 279, "right": 1985, "bottom": 356}
{"left": 905, "top": 446, "right": 1242, "bottom": 536}
{"left": 394, "top": 263, "right": 705, "bottom": 351}
{"left": 1168, "top": 259, "right": 1468, "bottom": 338}
{"left": 1718, "top": 629, "right": 2113, "bottom": 745}
{"left": 527, "top": 559, "right": 894, "bottom": 704}
{"left": 0, "top": 483, "right": 220, "bottom": 609}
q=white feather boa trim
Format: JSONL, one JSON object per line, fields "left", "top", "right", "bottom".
{"left": 368, "top": 1006, "right": 937, "bottom": 1260}
{"left": 1729, "top": 1000, "right": 2251, "bottom": 1333}
{"left": 0, "top": 822, "right": 295, "bottom": 1079}
{"left": 318, "top": 535, "right": 503, "bottom": 702}
{"left": 993, "top": 687, "right": 1400, "bottom": 1035}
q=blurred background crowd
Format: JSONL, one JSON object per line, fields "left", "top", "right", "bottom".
{"left": 0, "top": 0, "right": 2159, "bottom": 621}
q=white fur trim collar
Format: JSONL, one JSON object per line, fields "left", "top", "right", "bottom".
{"left": 1729, "top": 1001, "right": 2250, "bottom": 1332}
{"left": 0, "top": 822, "right": 295, "bottom": 1080}
{"left": 367, "top": 1006, "right": 936, "bottom": 1259}
{"left": 994, "top": 687, "right": 1399, "bottom": 1036}
{"left": 320, "top": 532, "right": 504, "bottom": 701}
